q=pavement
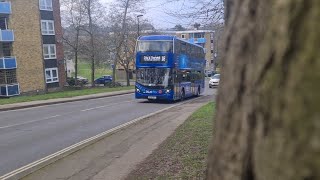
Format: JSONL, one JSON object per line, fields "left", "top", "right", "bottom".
{"left": 0, "top": 90, "right": 134, "bottom": 111}
{"left": 20, "top": 95, "right": 215, "bottom": 180}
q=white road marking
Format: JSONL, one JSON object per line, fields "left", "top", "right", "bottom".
{"left": 0, "top": 100, "right": 135, "bottom": 129}
{"left": 80, "top": 100, "right": 134, "bottom": 112}
{"left": 0, "top": 115, "right": 61, "bottom": 129}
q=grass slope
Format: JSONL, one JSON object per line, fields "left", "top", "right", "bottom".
{"left": 127, "top": 102, "right": 215, "bottom": 179}
{"left": 77, "top": 62, "right": 112, "bottom": 80}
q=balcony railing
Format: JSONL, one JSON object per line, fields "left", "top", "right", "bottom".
{"left": 0, "top": 83, "right": 20, "bottom": 97}
{"left": 0, "top": 29, "right": 14, "bottom": 42}
{"left": 0, "top": 57, "right": 17, "bottom": 69}
{"left": 197, "top": 38, "right": 206, "bottom": 43}
{"left": 188, "top": 38, "right": 206, "bottom": 44}
{"left": 0, "top": 2, "right": 11, "bottom": 15}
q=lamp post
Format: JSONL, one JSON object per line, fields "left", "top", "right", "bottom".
{"left": 137, "top": 14, "right": 143, "bottom": 37}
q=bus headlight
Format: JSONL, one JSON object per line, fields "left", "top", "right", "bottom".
{"left": 166, "top": 89, "right": 171, "bottom": 94}
{"left": 136, "top": 88, "right": 140, "bottom": 93}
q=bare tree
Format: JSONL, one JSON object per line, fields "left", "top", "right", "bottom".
{"left": 108, "top": 0, "right": 144, "bottom": 85}
{"left": 164, "top": 0, "right": 224, "bottom": 28}
{"left": 207, "top": 0, "right": 320, "bottom": 179}
{"left": 61, "top": 0, "right": 85, "bottom": 85}
{"left": 117, "top": 24, "right": 137, "bottom": 86}
{"left": 81, "top": 0, "right": 101, "bottom": 87}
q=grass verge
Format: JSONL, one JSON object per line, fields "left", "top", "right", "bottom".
{"left": 76, "top": 62, "right": 112, "bottom": 80}
{"left": 127, "top": 102, "right": 215, "bottom": 179}
{"left": 0, "top": 86, "right": 134, "bottom": 105}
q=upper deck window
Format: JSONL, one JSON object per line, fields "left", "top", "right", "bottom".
{"left": 137, "top": 41, "right": 173, "bottom": 52}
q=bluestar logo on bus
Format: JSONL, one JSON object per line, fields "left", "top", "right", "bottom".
{"left": 141, "top": 55, "right": 167, "bottom": 63}
{"left": 146, "top": 90, "right": 153, "bottom": 94}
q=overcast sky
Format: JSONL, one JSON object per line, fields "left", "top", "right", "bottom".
{"left": 99, "top": 0, "right": 200, "bottom": 29}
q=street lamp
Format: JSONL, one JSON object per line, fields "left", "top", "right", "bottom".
{"left": 137, "top": 14, "right": 143, "bottom": 37}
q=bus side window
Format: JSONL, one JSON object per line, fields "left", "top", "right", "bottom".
{"left": 192, "top": 46, "right": 195, "bottom": 58}
{"left": 181, "top": 42, "right": 186, "bottom": 54}
{"left": 175, "top": 40, "right": 180, "bottom": 54}
{"left": 186, "top": 44, "right": 191, "bottom": 56}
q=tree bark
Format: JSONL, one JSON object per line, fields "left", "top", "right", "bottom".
{"left": 207, "top": 0, "right": 320, "bottom": 180}
{"left": 126, "top": 67, "right": 130, "bottom": 86}
{"left": 74, "top": 28, "right": 80, "bottom": 86}
{"left": 87, "top": 0, "right": 95, "bottom": 87}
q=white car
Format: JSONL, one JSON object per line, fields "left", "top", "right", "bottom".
{"left": 209, "top": 74, "right": 220, "bottom": 88}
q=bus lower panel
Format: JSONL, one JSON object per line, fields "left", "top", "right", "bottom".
{"left": 135, "top": 92, "right": 174, "bottom": 101}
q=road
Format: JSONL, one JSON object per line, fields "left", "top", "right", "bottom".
{"left": 0, "top": 84, "right": 216, "bottom": 176}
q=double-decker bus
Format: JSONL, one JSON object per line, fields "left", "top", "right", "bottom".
{"left": 135, "top": 35, "right": 205, "bottom": 101}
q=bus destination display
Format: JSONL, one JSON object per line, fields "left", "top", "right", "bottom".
{"left": 140, "top": 55, "right": 167, "bottom": 63}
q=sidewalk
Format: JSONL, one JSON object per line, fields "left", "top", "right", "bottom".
{"left": 0, "top": 89, "right": 134, "bottom": 111}
{"left": 20, "top": 95, "right": 212, "bottom": 180}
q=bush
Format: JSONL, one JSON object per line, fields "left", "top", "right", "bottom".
{"left": 67, "top": 77, "right": 76, "bottom": 86}
{"left": 67, "top": 77, "right": 86, "bottom": 87}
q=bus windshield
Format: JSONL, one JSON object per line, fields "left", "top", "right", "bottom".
{"left": 136, "top": 68, "right": 172, "bottom": 88}
{"left": 137, "top": 41, "right": 173, "bottom": 52}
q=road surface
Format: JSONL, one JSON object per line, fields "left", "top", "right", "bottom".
{"left": 0, "top": 84, "right": 216, "bottom": 176}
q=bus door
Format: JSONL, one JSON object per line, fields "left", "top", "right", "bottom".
{"left": 181, "top": 71, "right": 192, "bottom": 97}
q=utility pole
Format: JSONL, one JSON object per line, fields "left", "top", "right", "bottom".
{"left": 137, "top": 14, "right": 143, "bottom": 37}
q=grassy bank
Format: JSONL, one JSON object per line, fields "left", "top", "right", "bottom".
{"left": 0, "top": 86, "right": 134, "bottom": 105}
{"left": 127, "top": 102, "right": 215, "bottom": 179}
{"left": 77, "top": 62, "right": 112, "bottom": 80}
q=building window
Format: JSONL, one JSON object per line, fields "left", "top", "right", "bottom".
{"left": 45, "top": 68, "right": 59, "bottom": 83}
{"left": 43, "top": 44, "right": 56, "bottom": 59}
{"left": 0, "top": 17, "right": 8, "bottom": 30}
{"left": 194, "top": 33, "right": 204, "bottom": 38}
{"left": 40, "top": 0, "right": 53, "bottom": 11}
{"left": 0, "top": 69, "right": 17, "bottom": 84}
{"left": 41, "top": 20, "right": 55, "bottom": 35}
{"left": 181, "top": 34, "right": 186, "bottom": 39}
{"left": 1, "top": 43, "right": 12, "bottom": 57}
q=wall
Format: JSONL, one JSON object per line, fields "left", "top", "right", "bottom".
{"left": 53, "top": 0, "right": 66, "bottom": 87}
{"left": 10, "top": 0, "right": 46, "bottom": 93}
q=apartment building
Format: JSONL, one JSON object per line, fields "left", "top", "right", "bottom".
{"left": 175, "top": 30, "right": 215, "bottom": 72}
{"left": 0, "top": 0, "right": 65, "bottom": 97}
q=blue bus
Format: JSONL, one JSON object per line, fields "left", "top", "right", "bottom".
{"left": 135, "top": 35, "right": 206, "bottom": 101}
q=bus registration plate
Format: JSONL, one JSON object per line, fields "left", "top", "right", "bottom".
{"left": 148, "top": 96, "right": 157, "bottom": 100}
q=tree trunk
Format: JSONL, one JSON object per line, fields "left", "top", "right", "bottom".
{"left": 74, "top": 29, "right": 80, "bottom": 86}
{"left": 113, "top": 0, "right": 130, "bottom": 84}
{"left": 88, "top": 0, "right": 95, "bottom": 87}
{"left": 207, "top": 0, "right": 320, "bottom": 180}
{"left": 126, "top": 68, "right": 130, "bottom": 86}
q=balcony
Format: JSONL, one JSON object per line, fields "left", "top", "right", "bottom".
{"left": 0, "top": 57, "right": 17, "bottom": 69}
{"left": 0, "top": 83, "right": 20, "bottom": 96}
{"left": 0, "top": 2, "right": 11, "bottom": 15}
{"left": 188, "top": 38, "right": 206, "bottom": 44}
{"left": 0, "top": 29, "right": 14, "bottom": 42}
{"left": 197, "top": 38, "right": 206, "bottom": 43}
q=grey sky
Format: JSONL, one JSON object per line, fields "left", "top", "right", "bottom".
{"left": 99, "top": 0, "right": 202, "bottom": 29}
